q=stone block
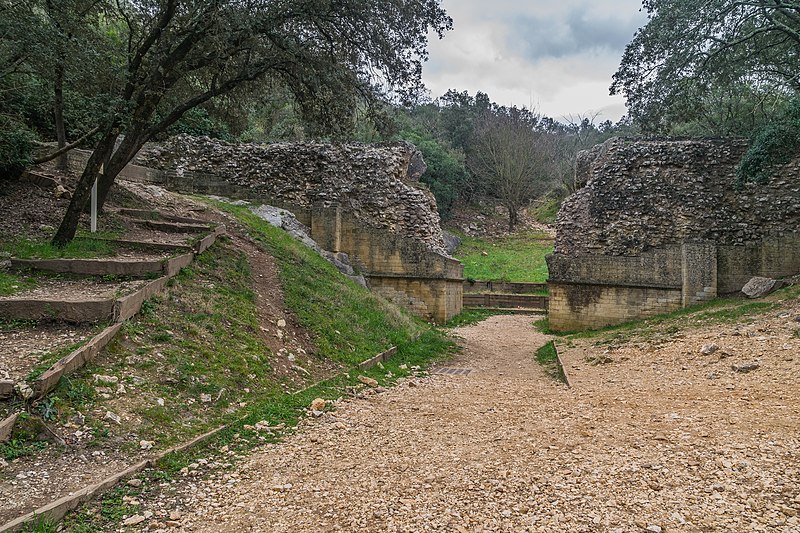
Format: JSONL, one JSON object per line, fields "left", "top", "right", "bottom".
{"left": 741, "top": 277, "right": 784, "bottom": 299}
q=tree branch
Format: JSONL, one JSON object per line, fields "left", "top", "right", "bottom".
{"left": 32, "top": 126, "right": 100, "bottom": 164}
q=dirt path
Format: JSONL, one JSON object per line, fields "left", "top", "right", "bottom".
{"left": 143, "top": 313, "right": 799, "bottom": 533}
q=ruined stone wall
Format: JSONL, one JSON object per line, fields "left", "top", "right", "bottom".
{"left": 556, "top": 137, "right": 800, "bottom": 256}
{"left": 56, "top": 138, "right": 464, "bottom": 323}
{"left": 549, "top": 137, "right": 800, "bottom": 331}
{"left": 137, "top": 135, "right": 448, "bottom": 255}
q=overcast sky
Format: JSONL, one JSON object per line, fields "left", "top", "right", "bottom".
{"left": 421, "top": 0, "right": 648, "bottom": 123}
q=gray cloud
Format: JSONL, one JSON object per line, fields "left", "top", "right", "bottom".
{"left": 511, "top": 10, "right": 642, "bottom": 61}
{"left": 421, "top": 0, "right": 647, "bottom": 121}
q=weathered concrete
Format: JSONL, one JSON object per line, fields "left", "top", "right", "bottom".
{"left": 0, "top": 381, "right": 13, "bottom": 400}
{"left": 0, "top": 413, "right": 17, "bottom": 443}
{"left": 0, "top": 299, "right": 114, "bottom": 323}
{"left": 549, "top": 137, "right": 800, "bottom": 331}
{"left": 11, "top": 257, "right": 164, "bottom": 277}
{"left": 115, "top": 276, "right": 170, "bottom": 322}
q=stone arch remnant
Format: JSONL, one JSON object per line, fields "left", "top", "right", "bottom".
{"left": 548, "top": 137, "right": 800, "bottom": 331}
{"left": 129, "top": 135, "right": 464, "bottom": 323}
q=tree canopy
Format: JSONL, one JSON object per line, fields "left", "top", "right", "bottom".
{"left": 1, "top": 0, "right": 452, "bottom": 244}
{"left": 611, "top": 0, "right": 800, "bottom": 134}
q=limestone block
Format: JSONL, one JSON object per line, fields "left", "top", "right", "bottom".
{"left": 741, "top": 276, "right": 784, "bottom": 299}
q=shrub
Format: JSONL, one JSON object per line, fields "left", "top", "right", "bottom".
{"left": 0, "top": 117, "right": 37, "bottom": 179}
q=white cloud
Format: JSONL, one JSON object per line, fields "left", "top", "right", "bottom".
{"left": 422, "top": 0, "right": 647, "bottom": 122}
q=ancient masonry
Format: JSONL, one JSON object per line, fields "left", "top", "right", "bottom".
{"left": 122, "top": 135, "right": 462, "bottom": 323}
{"left": 548, "top": 137, "right": 800, "bottom": 331}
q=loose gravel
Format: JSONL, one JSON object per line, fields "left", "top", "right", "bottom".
{"left": 127, "top": 311, "right": 798, "bottom": 532}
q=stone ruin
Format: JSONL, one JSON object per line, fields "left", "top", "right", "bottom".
{"left": 548, "top": 137, "right": 800, "bottom": 331}
{"left": 118, "top": 135, "right": 463, "bottom": 323}
{"left": 136, "top": 135, "right": 448, "bottom": 255}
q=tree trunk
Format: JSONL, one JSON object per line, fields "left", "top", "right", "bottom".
{"left": 53, "top": 61, "right": 68, "bottom": 172}
{"left": 51, "top": 129, "right": 118, "bottom": 246}
{"left": 507, "top": 205, "right": 518, "bottom": 231}
{"left": 95, "top": 131, "right": 146, "bottom": 210}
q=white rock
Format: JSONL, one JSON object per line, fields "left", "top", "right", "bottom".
{"left": 123, "top": 515, "right": 145, "bottom": 526}
{"left": 700, "top": 343, "right": 719, "bottom": 355}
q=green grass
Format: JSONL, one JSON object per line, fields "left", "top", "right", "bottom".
{"left": 0, "top": 271, "right": 37, "bottom": 295}
{"left": 445, "top": 308, "right": 516, "bottom": 328}
{"left": 534, "top": 341, "right": 567, "bottom": 383}
{"left": 26, "top": 335, "right": 101, "bottom": 381}
{"left": 530, "top": 197, "right": 562, "bottom": 224}
{"left": 453, "top": 230, "right": 553, "bottom": 283}
{"left": 212, "top": 201, "right": 428, "bottom": 365}
{"left": 11, "top": 198, "right": 452, "bottom": 458}
{"left": 51, "top": 333, "right": 453, "bottom": 532}
{"left": 1, "top": 237, "right": 117, "bottom": 259}
{"left": 11, "top": 198, "right": 457, "bottom": 532}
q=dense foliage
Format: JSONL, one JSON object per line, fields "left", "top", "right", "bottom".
{"left": 612, "top": 0, "right": 800, "bottom": 135}
{"left": 737, "top": 99, "right": 800, "bottom": 184}
{"left": 0, "top": 0, "right": 452, "bottom": 244}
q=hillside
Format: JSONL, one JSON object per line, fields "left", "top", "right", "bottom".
{"left": 0, "top": 178, "right": 453, "bottom": 527}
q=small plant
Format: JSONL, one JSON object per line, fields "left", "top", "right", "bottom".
{"left": 37, "top": 398, "right": 58, "bottom": 421}
{"left": 139, "top": 298, "right": 158, "bottom": 316}
{"left": 62, "top": 378, "right": 97, "bottom": 408}
{"left": 534, "top": 341, "right": 567, "bottom": 383}
{"left": 0, "top": 438, "right": 48, "bottom": 460}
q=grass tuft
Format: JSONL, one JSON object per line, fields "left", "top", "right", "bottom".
{"left": 534, "top": 341, "right": 567, "bottom": 383}
{"left": 1, "top": 237, "right": 117, "bottom": 259}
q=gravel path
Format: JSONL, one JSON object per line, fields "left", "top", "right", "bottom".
{"left": 138, "top": 313, "right": 799, "bottom": 532}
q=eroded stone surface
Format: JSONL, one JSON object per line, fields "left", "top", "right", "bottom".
{"left": 137, "top": 136, "right": 447, "bottom": 255}
{"left": 556, "top": 138, "right": 800, "bottom": 256}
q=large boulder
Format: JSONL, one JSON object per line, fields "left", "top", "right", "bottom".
{"left": 741, "top": 276, "right": 784, "bottom": 298}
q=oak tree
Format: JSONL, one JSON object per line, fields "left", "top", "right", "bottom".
{"left": 10, "top": 0, "right": 453, "bottom": 245}
{"left": 611, "top": 0, "right": 800, "bottom": 133}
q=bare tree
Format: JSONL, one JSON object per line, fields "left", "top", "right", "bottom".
{"left": 468, "top": 111, "right": 557, "bottom": 230}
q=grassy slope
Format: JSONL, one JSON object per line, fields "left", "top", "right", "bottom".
{"left": 8, "top": 202, "right": 455, "bottom": 532}
{"left": 453, "top": 230, "right": 553, "bottom": 283}
{"left": 214, "top": 202, "right": 430, "bottom": 363}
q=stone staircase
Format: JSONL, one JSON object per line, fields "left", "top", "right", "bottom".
{"left": 0, "top": 211, "right": 225, "bottom": 442}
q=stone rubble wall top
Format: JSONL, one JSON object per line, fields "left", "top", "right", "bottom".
{"left": 556, "top": 137, "right": 800, "bottom": 256}
{"left": 137, "top": 135, "right": 448, "bottom": 255}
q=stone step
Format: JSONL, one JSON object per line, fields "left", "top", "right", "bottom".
{"left": 463, "top": 293, "right": 548, "bottom": 310}
{"left": 11, "top": 252, "right": 193, "bottom": 278}
{"left": 462, "top": 307, "right": 546, "bottom": 315}
{"left": 122, "top": 217, "right": 212, "bottom": 234}
{"left": 111, "top": 208, "right": 209, "bottom": 226}
{"left": 0, "top": 270, "right": 178, "bottom": 325}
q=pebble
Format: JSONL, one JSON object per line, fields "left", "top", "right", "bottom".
{"left": 357, "top": 375, "right": 378, "bottom": 387}
{"left": 123, "top": 515, "right": 145, "bottom": 526}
